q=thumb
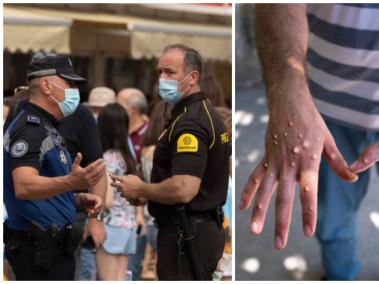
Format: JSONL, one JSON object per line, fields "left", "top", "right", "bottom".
{"left": 73, "top": 152, "right": 83, "bottom": 168}
{"left": 350, "top": 142, "right": 379, "bottom": 173}
{"left": 323, "top": 134, "right": 358, "bottom": 182}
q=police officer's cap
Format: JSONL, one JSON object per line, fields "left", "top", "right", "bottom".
{"left": 26, "top": 55, "right": 86, "bottom": 83}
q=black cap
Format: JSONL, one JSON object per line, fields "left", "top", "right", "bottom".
{"left": 26, "top": 55, "right": 86, "bottom": 83}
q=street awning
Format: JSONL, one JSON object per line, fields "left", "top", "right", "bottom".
{"left": 128, "top": 21, "right": 231, "bottom": 61}
{"left": 3, "top": 5, "right": 231, "bottom": 61}
{"left": 3, "top": 5, "right": 72, "bottom": 53}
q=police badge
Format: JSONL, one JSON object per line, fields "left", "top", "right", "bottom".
{"left": 60, "top": 150, "right": 68, "bottom": 165}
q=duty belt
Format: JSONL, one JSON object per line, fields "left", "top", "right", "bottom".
{"left": 153, "top": 208, "right": 222, "bottom": 229}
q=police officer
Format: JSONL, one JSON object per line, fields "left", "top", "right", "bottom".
{"left": 110, "top": 44, "right": 230, "bottom": 280}
{"left": 3, "top": 55, "right": 106, "bottom": 280}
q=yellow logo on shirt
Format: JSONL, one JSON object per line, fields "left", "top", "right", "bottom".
{"left": 177, "top": 133, "right": 198, "bottom": 152}
{"left": 221, "top": 132, "right": 229, "bottom": 144}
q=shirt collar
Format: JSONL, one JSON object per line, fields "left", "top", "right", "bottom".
{"left": 26, "top": 101, "right": 59, "bottom": 126}
{"left": 171, "top": 92, "right": 206, "bottom": 118}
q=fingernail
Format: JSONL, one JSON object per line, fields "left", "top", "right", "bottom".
{"left": 251, "top": 221, "right": 259, "bottom": 234}
{"left": 304, "top": 225, "right": 312, "bottom": 237}
{"left": 275, "top": 236, "right": 282, "bottom": 249}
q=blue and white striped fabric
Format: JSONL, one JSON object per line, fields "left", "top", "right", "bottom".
{"left": 307, "top": 4, "right": 379, "bottom": 131}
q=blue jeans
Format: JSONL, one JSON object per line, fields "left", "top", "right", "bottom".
{"left": 316, "top": 118, "right": 379, "bottom": 280}
{"left": 77, "top": 247, "right": 97, "bottom": 281}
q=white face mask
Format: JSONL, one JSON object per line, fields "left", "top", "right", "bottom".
{"left": 48, "top": 81, "right": 80, "bottom": 117}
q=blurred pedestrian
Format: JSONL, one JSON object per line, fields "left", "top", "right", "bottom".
{"left": 84, "top": 86, "right": 116, "bottom": 121}
{"left": 95, "top": 103, "right": 141, "bottom": 281}
{"left": 200, "top": 76, "right": 227, "bottom": 107}
{"left": 117, "top": 88, "right": 149, "bottom": 164}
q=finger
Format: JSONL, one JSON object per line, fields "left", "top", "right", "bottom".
{"left": 109, "top": 174, "right": 125, "bottom": 183}
{"left": 85, "top": 158, "right": 104, "bottom": 173}
{"left": 87, "top": 165, "right": 106, "bottom": 183}
{"left": 240, "top": 160, "right": 266, "bottom": 210}
{"left": 274, "top": 172, "right": 296, "bottom": 250}
{"left": 299, "top": 169, "right": 319, "bottom": 238}
{"left": 86, "top": 163, "right": 106, "bottom": 178}
{"left": 251, "top": 169, "right": 278, "bottom": 235}
{"left": 350, "top": 142, "right": 379, "bottom": 173}
{"left": 111, "top": 181, "right": 123, "bottom": 188}
{"left": 94, "top": 198, "right": 102, "bottom": 211}
{"left": 73, "top": 152, "right": 83, "bottom": 168}
{"left": 323, "top": 134, "right": 358, "bottom": 182}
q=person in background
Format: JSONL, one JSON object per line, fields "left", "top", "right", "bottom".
{"left": 58, "top": 101, "right": 107, "bottom": 281}
{"left": 116, "top": 88, "right": 149, "bottom": 164}
{"left": 95, "top": 103, "right": 142, "bottom": 280}
{"left": 199, "top": 76, "right": 227, "bottom": 107}
{"left": 3, "top": 96, "right": 12, "bottom": 124}
{"left": 214, "top": 106, "right": 232, "bottom": 281}
{"left": 128, "top": 101, "right": 171, "bottom": 280}
{"left": 117, "top": 88, "right": 149, "bottom": 279}
{"left": 84, "top": 87, "right": 116, "bottom": 121}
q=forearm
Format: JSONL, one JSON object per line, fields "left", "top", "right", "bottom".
{"left": 136, "top": 206, "right": 144, "bottom": 219}
{"left": 256, "top": 4, "right": 310, "bottom": 106}
{"left": 140, "top": 178, "right": 191, "bottom": 205}
{"left": 91, "top": 173, "right": 107, "bottom": 203}
{"left": 13, "top": 174, "right": 73, "bottom": 200}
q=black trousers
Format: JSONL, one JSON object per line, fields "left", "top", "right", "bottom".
{"left": 4, "top": 238, "right": 75, "bottom": 280}
{"left": 156, "top": 220, "right": 225, "bottom": 280}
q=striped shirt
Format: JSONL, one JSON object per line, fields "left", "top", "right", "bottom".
{"left": 307, "top": 4, "right": 379, "bottom": 131}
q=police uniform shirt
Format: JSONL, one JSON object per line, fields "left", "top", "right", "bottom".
{"left": 4, "top": 102, "right": 76, "bottom": 231}
{"left": 148, "top": 92, "right": 230, "bottom": 218}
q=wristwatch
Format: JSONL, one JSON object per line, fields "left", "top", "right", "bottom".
{"left": 89, "top": 211, "right": 104, "bottom": 221}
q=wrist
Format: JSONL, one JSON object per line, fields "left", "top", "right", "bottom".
{"left": 139, "top": 181, "right": 149, "bottom": 199}
{"left": 89, "top": 211, "right": 104, "bottom": 222}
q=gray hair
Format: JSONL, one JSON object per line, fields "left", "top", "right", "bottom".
{"left": 118, "top": 89, "right": 148, "bottom": 114}
{"left": 164, "top": 44, "right": 202, "bottom": 77}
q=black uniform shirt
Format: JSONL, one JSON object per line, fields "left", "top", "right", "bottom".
{"left": 148, "top": 92, "right": 230, "bottom": 219}
{"left": 57, "top": 104, "right": 102, "bottom": 167}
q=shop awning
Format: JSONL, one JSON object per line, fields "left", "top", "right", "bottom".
{"left": 3, "top": 5, "right": 231, "bottom": 61}
{"left": 4, "top": 5, "right": 72, "bottom": 53}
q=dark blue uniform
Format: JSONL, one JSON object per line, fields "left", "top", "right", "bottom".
{"left": 4, "top": 102, "right": 76, "bottom": 231}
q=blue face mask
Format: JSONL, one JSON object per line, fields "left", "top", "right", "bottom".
{"left": 158, "top": 74, "right": 191, "bottom": 104}
{"left": 49, "top": 81, "right": 80, "bottom": 117}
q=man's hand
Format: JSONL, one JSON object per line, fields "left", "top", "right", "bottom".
{"left": 75, "top": 193, "right": 103, "bottom": 217}
{"left": 239, "top": 4, "right": 359, "bottom": 250}
{"left": 109, "top": 174, "right": 144, "bottom": 201}
{"left": 350, "top": 142, "right": 379, "bottom": 173}
{"left": 240, "top": 89, "right": 358, "bottom": 250}
{"left": 68, "top": 153, "right": 106, "bottom": 190}
{"left": 83, "top": 218, "right": 106, "bottom": 249}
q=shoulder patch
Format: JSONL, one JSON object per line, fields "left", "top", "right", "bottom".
{"left": 221, "top": 132, "right": 229, "bottom": 144}
{"left": 177, "top": 133, "right": 198, "bottom": 153}
{"left": 11, "top": 140, "right": 29, "bottom": 158}
{"left": 26, "top": 115, "right": 40, "bottom": 125}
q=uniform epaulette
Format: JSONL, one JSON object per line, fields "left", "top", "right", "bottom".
{"left": 26, "top": 114, "right": 40, "bottom": 125}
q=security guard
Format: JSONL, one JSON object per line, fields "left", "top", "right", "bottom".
{"left": 110, "top": 44, "right": 230, "bottom": 280}
{"left": 3, "top": 55, "right": 106, "bottom": 280}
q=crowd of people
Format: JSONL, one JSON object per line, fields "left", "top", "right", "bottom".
{"left": 3, "top": 46, "right": 232, "bottom": 281}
